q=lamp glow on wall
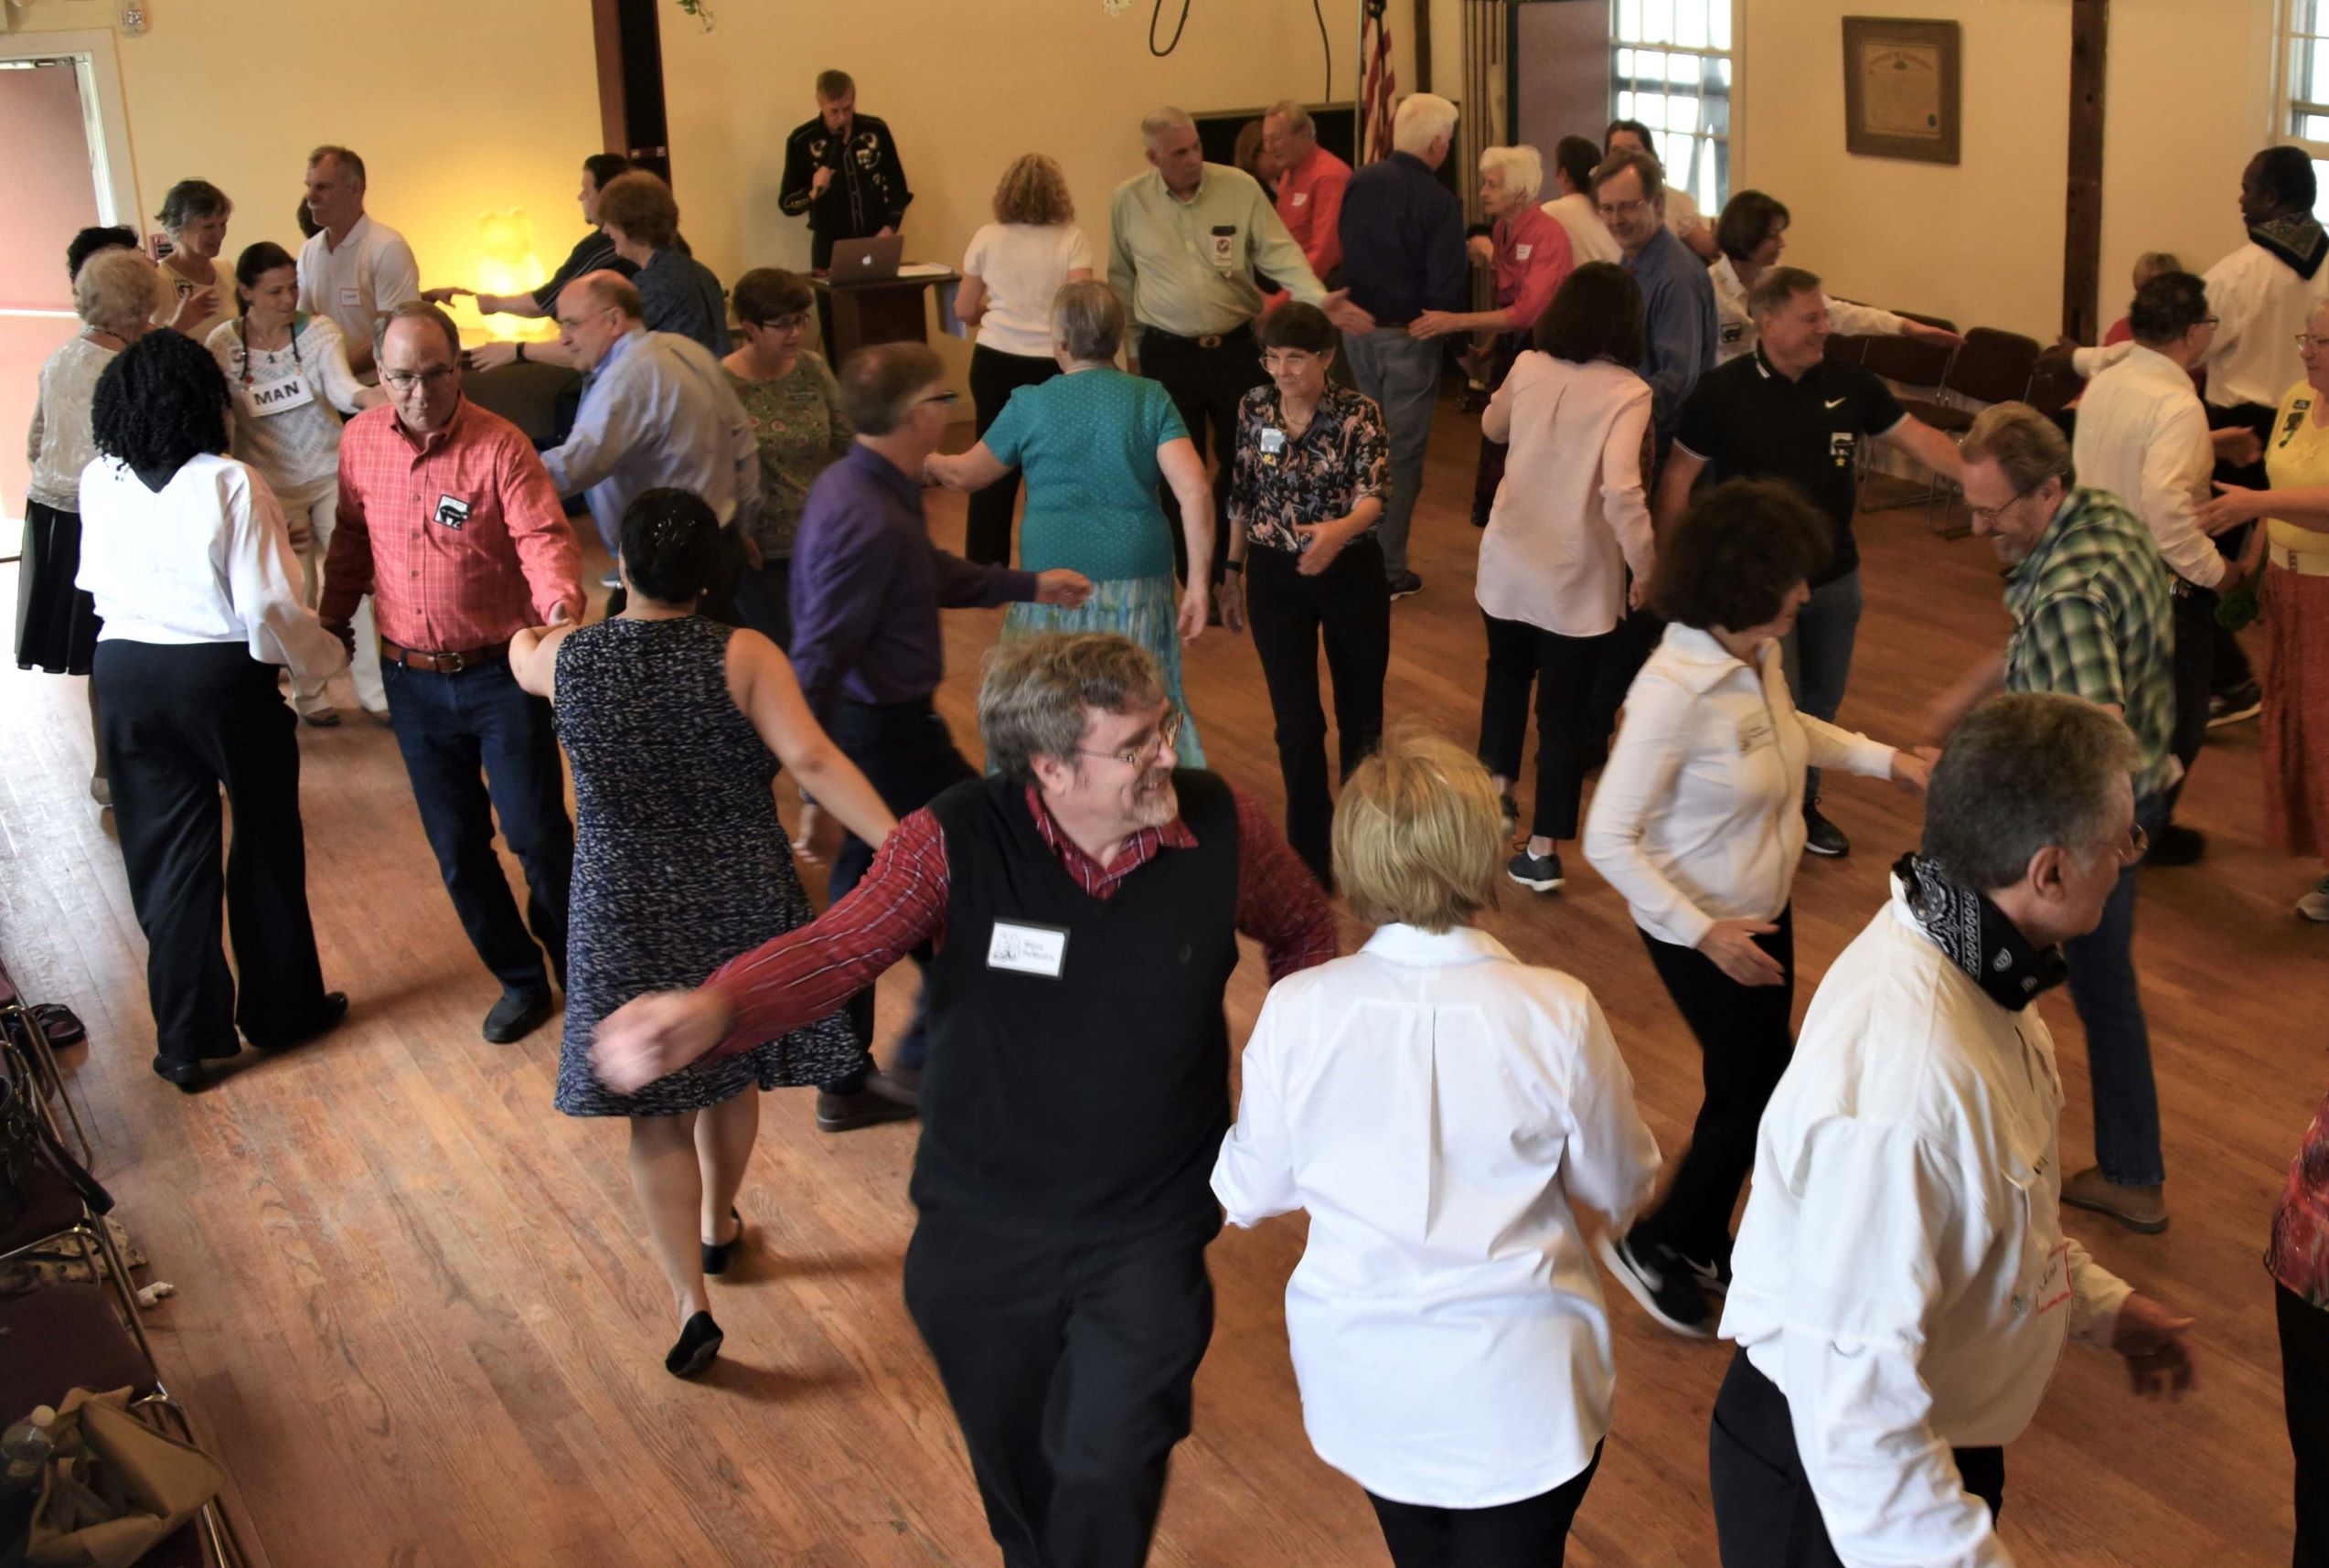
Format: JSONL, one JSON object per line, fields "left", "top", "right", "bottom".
{"left": 447, "top": 208, "right": 557, "bottom": 342}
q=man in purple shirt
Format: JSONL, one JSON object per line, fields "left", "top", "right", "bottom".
{"left": 789, "top": 342, "right": 1090, "bottom": 1129}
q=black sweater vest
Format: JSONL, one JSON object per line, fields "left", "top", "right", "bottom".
{"left": 913, "top": 770, "right": 1242, "bottom": 1236}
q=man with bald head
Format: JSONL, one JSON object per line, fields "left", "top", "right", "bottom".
{"left": 326, "top": 302, "right": 584, "bottom": 1044}
{"left": 541, "top": 271, "right": 760, "bottom": 613}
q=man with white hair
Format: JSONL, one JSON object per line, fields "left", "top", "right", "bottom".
{"left": 1337, "top": 91, "right": 1468, "bottom": 599}
{"left": 1112, "top": 106, "right": 1373, "bottom": 594}
{"left": 1261, "top": 101, "right": 1351, "bottom": 283}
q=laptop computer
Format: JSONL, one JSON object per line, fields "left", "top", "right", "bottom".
{"left": 828, "top": 234, "right": 904, "bottom": 283}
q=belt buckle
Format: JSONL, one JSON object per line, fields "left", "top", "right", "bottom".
{"left": 1197, "top": 334, "right": 1224, "bottom": 349}
{"left": 440, "top": 649, "right": 469, "bottom": 673}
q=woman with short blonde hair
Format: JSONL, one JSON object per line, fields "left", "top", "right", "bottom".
{"left": 953, "top": 153, "right": 1095, "bottom": 563}
{"left": 1215, "top": 730, "right": 1659, "bottom": 1567}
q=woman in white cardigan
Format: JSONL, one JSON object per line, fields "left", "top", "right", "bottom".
{"left": 1583, "top": 479, "right": 1931, "bottom": 1339}
{"left": 1474, "top": 261, "right": 1656, "bottom": 896}
{"left": 1214, "top": 731, "right": 1660, "bottom": 1568}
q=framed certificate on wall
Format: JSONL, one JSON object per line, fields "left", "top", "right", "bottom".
{"left": 1843, "top": 16, "right": 1961, "bottom": 165}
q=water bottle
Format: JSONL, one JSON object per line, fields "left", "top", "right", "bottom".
{"left": 1, "top": 1405, "right": 57, "bottom": 1492}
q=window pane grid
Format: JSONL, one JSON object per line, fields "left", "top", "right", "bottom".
{"left": 1612, "top": 0, "right": 1734, "bottom": 214}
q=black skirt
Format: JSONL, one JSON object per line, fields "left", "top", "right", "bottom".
{"left": 14, "top": 498, "right": 101, "bottom": 675}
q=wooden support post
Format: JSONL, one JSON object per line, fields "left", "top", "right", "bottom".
{"left": 2063, "top": 0, "right": 2108, "bottom": 344}
{"left": 1416, "top": 0, "right": 1434, "bottom": 91}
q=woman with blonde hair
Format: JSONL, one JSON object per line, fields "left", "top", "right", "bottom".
{"left": 1214, "top": 731, "right": 1659, "bottom": 1567}
{"left": 955, "top": 152, "right": 1095, "bottom": 564}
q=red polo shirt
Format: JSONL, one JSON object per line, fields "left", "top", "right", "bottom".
{"left": 1276, "top": 143, "right": 1352, "bottom": 282}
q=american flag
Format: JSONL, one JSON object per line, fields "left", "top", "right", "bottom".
{"left": 1361, "top": 0, "right": 1396, "bottom": 163}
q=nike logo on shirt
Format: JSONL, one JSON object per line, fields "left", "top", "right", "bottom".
{"left": 1825, "top": 398, "right": 1847, "bottom": 409}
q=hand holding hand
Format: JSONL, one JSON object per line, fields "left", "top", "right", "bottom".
{"left": 510, "top": 625, "right": 545, "bottom": 662}
{"left": 1890, "top": 746, "right": 1938, "bottom": 794}
{"left": 1035, "top": 569, "right": 1094, "bottom": 609}
{"left": 2110, "top": 1293, "right": 2197, "bottom": 1399}
{"left": 591, "top": 989, "right": 734, "bottom": 1093}
{"left": 1696, "top": 919, "right": 1787, "bottom": 987}
{"left": 1320, "top": 289, "right": 1376, "bottom": 336}
{"left": 2212, "top": 426, "right": 2264, "bottom": 467}
{"left": 2196, "top": 482, "right": 2266, "bottom": 537}
{"left": 796, "top": 800, "right": 843, "bottom": 867}
{"left": 547, "top": 599, "right": 576, "bottom": 627}
{"left": 326, "top": 621, "right": 357, "bottom": 658}
{"left": 464, "top": 341, "right": 518, "bottom": 373}
{"left": 810, "top": 166, "right": 836, "bottom": 197}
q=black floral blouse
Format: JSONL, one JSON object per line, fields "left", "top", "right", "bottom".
{"left": 1229, "top": 384, "right": 1393, "bottom": 554}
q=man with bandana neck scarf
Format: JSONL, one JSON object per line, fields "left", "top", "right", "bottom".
{"left": 1711, "top": 692, "right": 2198, "bottom": 1568}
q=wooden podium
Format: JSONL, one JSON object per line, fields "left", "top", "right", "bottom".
{"left": 812, "top": 270, "right": 957, "bottom": 367}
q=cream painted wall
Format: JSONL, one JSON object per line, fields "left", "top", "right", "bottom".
{"left": 3, "top": 0, "right": 600, "bottom": 331}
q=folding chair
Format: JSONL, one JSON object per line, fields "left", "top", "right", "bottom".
{"left": 0, "top": 960, "right": 93, "bottom": 1168}
{"left": 1, "top": 1037, "right": 148, "bottom": 1366}
{"left": 1889, "top": 325, "right": 2041, "bottom": 528}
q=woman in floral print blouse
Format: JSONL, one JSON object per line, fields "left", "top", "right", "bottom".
{"left": 721, "top": 267, "right": 852, "bottom": 648}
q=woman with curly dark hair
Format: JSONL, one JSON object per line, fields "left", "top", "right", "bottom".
{"left": 75, "top": 329, "right": 351, "bottom": 1093}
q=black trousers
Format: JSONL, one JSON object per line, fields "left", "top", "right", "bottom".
{"left": 1629, "top": 907, "right": 1796, "bottom": 1268}
{"left": 94, "top": 641, "right": 332, "bottom": 1063}
{"left": 2209, "top": 400, "right": 2272, "bottom": 693}
{"left": 1246, "top": 537, "right": 1391, "bottom": 886}
{"left": 967, "top": 345, "right": 1062, "bottom": 566}
{"left": 2281, "top": 1282, "right": 2329, "bottom": 1568}
{"left": 818, "top": 697, "right": 977, "bottom": 1088}
{"left": 2165, "top": 581, "right": 2218, "bottom": 818}
{"left": 1140, "top": 325, "right": 1266, "bottom": 586}
{"left": 903, "top": 1213, "right": 1215, "bottom": 1568}
{"left": 1710, "top": 1349, "right": 2003, "bottom": 1568}
{"left": 1477, "top": 613, "right": 1620, "bottom": 842}
{"left": 731, "top": 553, "right": 793, "bottom": 651}
{"left": 1366, "top": 1444, "right": 1602, "bottom": 1568}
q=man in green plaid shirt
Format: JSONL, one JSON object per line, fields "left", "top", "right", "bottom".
{"left": 1929, "top": 400, "right": 2176, "bottom": 1238}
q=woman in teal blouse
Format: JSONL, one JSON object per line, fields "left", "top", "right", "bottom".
{"left": 927, "top": 279, "right": 1215, "bottom": 763}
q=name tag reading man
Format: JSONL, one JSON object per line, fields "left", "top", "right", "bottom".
{"left": 244, "top": 371, "right": 316, "bottom": 416}
{"left": 988, "top": 920, "right": 1069, "bottom": 978}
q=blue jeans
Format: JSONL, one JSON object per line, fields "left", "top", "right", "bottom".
{"left": 381, "top": 657, "right": 573, "bottom": 996}
{"left": 1341, "top": 327, "right": 1442, "bottom": 579}
{"left": 1779, "top": 568, "right": 1864, "bottom": 801}
{"left": 2062, "top": 790, "right": 2170, "bottom": 1187}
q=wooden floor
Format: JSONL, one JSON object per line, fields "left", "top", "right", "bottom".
{"left": 3, "top": 407, "right": 2316, "bottom": 1567}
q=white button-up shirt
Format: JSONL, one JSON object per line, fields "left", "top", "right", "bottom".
{"left": 1212, "top": 923, "right": 1661, "bottom": 1509}
{"left": 1539, "top": 192, "right": 1623, "bottom": 268}
{"left": 1583, "top": 624, "right": 1896, "bottom": 948}
{"left": 296, "top": 214, "right": 420, "bottom": 360}
{"left": 2070, "top": 343, "right": 2221, "bottom": 589}
{"left": 1711, "top": 254, "right": 1912, "bottom": 366}
{"left": 1477, "top": 354, "right": 1656, "bottom": 637}
{"left": 1722, "top": 887, "right": 2133, "bottom": 1568}
{"left": 2076, "top": 238, "right": 2329, "bottom": 411}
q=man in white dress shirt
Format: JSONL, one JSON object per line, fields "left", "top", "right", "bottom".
{"left": 2071, "top": 269, "right": 2239, "bottom": 868}
{"left": 1540, "top": 136, "right": 1622, "bottom": 269}
{"left": 1712, "top": 692, "right": 2196, "bottom": 1568}
{"left": 297, "top": 144, "right": 420, "bottom": 379}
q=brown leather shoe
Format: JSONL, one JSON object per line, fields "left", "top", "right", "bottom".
{"left": 2061, "top": 1166, "right": 2168, "bottom": 1234}
{"left": 816, "top": 1071, "right": 920, "bottom": 1132}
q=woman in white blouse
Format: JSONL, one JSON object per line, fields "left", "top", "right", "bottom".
{"left": 76, "top": 331, "right": 349, "bottom": 1093}
{"left": 1475, "top": 261, "right": 1656, "bottom": 895}
{"left": 1214, "top": 731, "right": 1659, "bottom": 1568}
{"left": 1582, "top": 479, "right": 1929, "bottom": 1339}
{"left": 956, "top": 153, "right": 1094, "bottom": 565}
{"left": 208, "top": 240, "right": 386, "bottom": 723}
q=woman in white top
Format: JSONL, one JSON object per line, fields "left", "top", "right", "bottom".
{"left": 18, "top": 247, "right": 165, "bottom": 804}
{"left": 208, "top": 240, "right": 386, "bottom": 723}
{"left": 76, "top": 331, "right": 349, "bottom": 1093}
{"left": 1214, "top": 731, "right": 1659, "bottom": 1567}
{"left": 1581, "top": 479, "right": 1929, "bottom": 1339}
{"left": 155, "top": 178, "right": 235, "bottom": 344}
{"left": 1709, "top": 190, "right": 1959, "bottom": 365}
{"left": 1475, "top": 262, "right": 1656, "bottom": 896}
{"left": 956, "top": 153, "right": 1095, "bottom": 566}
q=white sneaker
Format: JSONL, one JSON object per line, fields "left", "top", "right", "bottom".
{"left": 2300, "top": 876, "right": 2329, "bottom": 923}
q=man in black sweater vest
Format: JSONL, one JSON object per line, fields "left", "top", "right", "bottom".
{"left": 595, "top": 633, "right": 1336, "bottom": 1567}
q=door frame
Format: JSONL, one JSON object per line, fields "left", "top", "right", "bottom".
{"left": 0, "top": 28, "right": 140, "bottom": 229}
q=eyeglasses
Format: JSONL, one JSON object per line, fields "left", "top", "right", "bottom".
{"left": 2095, "top": 824, "right": 2149, "bottom": 867}
{"left": 2298, "top": 334, "right": 2329, "bottom": 352}
{"left": 1597, "top": 197, "right": 1653, "bottom": 220}
{"left": 918, "top": 390, "right": 960, "bottom": 406}
{"left": 1073, "top": 709, "right": 1182, "bottom": 770}
{"left": 379, "top": 366, "right": 458, "bottom": 391}
{"left": 753, "top": 312, "right": 813, "bottom": 334}
{"left": 1968, "top": 480, "right": 2049, "bottom": 527}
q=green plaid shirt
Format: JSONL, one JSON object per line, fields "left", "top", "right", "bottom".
{"left": 2003, "top": 486, "right": 2178, "bottom": 800}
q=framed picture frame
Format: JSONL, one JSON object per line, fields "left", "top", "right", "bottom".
{"left": 1842, "top": 16, "right": 1961, "bottom": 165}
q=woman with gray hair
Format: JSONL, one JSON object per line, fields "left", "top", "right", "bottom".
{"left": 18, "top": 246, "right": 166, "bottom": 803}
{"left": 155, "top": 177, "right": 235, "bottom": 342}
{"left": 926, "top": 278, "right": 1216, "bottom": 763}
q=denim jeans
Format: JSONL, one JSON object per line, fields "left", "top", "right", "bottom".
{"left": 381, "top": 657, "right": 573, "bottom": 996}
{"left": 1341, "top": 327, "right": 1443, "bottom": 579}
{"left": 1779, "top": 568, "right": 1864, "bottom": 800}
{"left": 2061, "top": 789, "right": 2171, "bottom": 1187}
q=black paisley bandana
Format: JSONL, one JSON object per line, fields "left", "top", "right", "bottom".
{"left": 2251, "top": 212, "right": 2329, "bottom": 283}
{"left": 1893, "top": 853, "right": 2068, "bottom": 1012}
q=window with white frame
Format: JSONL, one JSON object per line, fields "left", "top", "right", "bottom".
{"left": 2283, "top": 1, "right": 2329, "bottom": 216}
{"left": 1610, "top": 0, "right": 1735, "bottom": 219}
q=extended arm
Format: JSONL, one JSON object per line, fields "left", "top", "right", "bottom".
{"left": 1881, "top": 415, "right": 1966, "bottom": 485}
{"left": 499, "top": 443, "right": 586, "bottom": 624}
{"left": 924, "top": 442, "right": 1011, "bottom": 492}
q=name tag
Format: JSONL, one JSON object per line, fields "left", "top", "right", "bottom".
{"left": 1258, "top": 426, "right": 1287, "bottom": 464}
{"left": 1515, "top": 243, "right": 1533, "bottom": 261}
{"left": 2032, "top": 1241, "right": 2072, "bottom": 1315}
{"left": 1829, "top": 431, "right": 1857, "bottom": 466}
{"left": 988, "top": 920, "right": 1069, "bottom": 978}
{"left": 242, "top": 369, "right": 315, "bottom": 417}
{"left": 1736, "top": 709, "right": 1776, "bottom": 754}
{"left": 338, "top": 286, "right": 361, "bottom": 308}
{"left": 1290, "top": 191, "right": 1309, "bottom": 207}
{"left": 433, "top": 493, "right": 472, "bottom": 529}
{"left": 1210, "top": 226, "right": 1237, "bottom": 276}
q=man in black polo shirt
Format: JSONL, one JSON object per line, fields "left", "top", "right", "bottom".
{"left": 593, "top": 633, "right": 1336, "bottom": 1568}
{"left": 1655, "top": 264, "right": 1963, "bottom": 857}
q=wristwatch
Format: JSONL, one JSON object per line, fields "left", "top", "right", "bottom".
{"left": 1223, "top": 559, "right": 1245, "bottom": 575}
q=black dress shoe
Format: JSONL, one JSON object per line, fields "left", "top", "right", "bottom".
{"left": 702, "top": 1208, "right": 744, "bottom": 1276}
{"left": 482, "top": 988, "right": 556, "bottom": 1044}
{"left": 150, "top": 1056, "right": 212, "bottom": 1094}
{"left": 816, "top": 1072, "right": 920, "bottom": 1132}
{"left": 2143, "top": 823, "right": 2206, "bottom": 867}
{"left": 665, "top": 1310, "right": 723, "bottom": 1378}
{"left": 254, "top": 992, "right": 349, "bottom": 1051}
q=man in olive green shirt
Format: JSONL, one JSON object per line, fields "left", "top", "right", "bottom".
{"left": 1110, "top": 106, "right": 1373, "bottom": 589}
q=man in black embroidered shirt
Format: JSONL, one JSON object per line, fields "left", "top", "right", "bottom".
{"left": 779, "top": 69, "right": 913, "bottom": 273}
{"left": 1656, "top": 264, "right": 1964, "bottom": 859}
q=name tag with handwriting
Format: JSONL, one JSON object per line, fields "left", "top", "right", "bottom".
{"left": 988, "top": 921, "right": 1069, "bottom": 978}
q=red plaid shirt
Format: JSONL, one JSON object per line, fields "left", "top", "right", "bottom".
{"left": 702, "top": 782, "right": 1336, "bottom": 1061}
{"left": 325, "top": 398, "right": 582, "bottom": 650}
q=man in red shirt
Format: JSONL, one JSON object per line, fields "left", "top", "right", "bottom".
{"left": 324, "top": 302, "right": 585, "bottom": 1044}
{"left": 1263, "top": 101, "right": 1351, "bottom": 284}
{"left": 594, "top": 632, "right": 1334, "bottom": 1568}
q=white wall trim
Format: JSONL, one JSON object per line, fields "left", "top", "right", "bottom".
{"left": 0, "top": 27, "right": 138, "bottom": 228}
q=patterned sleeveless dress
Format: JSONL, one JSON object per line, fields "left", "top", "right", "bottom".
{"left": 550, "top": 614, "right": 860, "bottom": 1115}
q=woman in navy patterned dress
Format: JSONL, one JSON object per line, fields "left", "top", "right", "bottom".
{"left": 509, "top": 488, "right": 895, "bottom": 1378}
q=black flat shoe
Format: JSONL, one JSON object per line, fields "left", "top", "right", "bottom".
{"left": 665, "top": 1311, "right": 723, "bottom": 1378}
{"left": 150, "top": 1056, "right": 211, "bottom": 1094}
{"left": 702, "top": 1208, "right": 744, "bottom": 1276}
{"left": 482, "top": 988, "right": 555, "bottom": 1045}
{"left": 253, "top": 991, "right": 349, "bottom": 1051}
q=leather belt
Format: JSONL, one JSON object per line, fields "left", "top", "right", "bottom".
{"left": 379, "top": 637, "right": 510, "bottom": 674}
{"left": 1147, "top": 324, "right": 1252, "bottom": 351}
{"left": 2270, "top": 542, "right": 2329, "bottom": 578}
